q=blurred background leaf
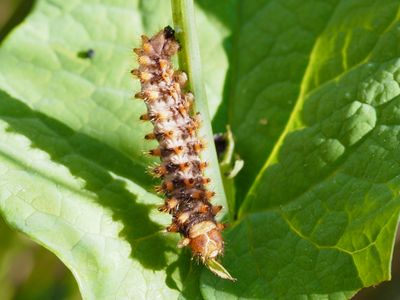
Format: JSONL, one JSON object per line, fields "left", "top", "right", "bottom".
{"left": 0, "top": 216, "right": 81, "bottom": 300}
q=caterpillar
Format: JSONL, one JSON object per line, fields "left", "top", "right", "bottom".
{"left": 132, "top": 26, "right": 234, "bottom": 281}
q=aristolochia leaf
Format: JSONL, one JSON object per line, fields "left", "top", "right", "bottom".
{"left": 201, "top": 1, "right": 400, "bottom": 299}
{"left": 0, "top": 0, "right": 230, "bottom": 298}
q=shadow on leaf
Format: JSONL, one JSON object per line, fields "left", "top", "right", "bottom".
{"left": 0, "top": 90, "right": 179, "bottom": 272}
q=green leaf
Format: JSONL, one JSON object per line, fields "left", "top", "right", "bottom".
{"left": 2, "top": 0, "right": 400, "bottom": 299}
{"left": 0, "top": 89, "right": 184, "bottom": 299}
{"left": 229, "top": 0, "right": 340, "bottom": 203}
{"left": 0, "top": 0, "right": 229, "bottom": 298}
{"left": 201, "top": 0, "right": 400, "bottom": 299}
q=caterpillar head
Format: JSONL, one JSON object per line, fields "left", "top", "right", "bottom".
{"left": 163, "top": 26, "right": 175, "bottom": 39}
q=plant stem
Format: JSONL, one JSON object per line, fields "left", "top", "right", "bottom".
{"left": 171, "top": 0, "right": 229, "bottom": 220}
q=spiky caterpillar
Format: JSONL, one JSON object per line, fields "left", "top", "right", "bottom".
{"left": 132, "top": 26, "right": 234, "bottom": 280}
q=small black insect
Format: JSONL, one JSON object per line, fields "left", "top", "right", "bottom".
{"left": 213, "top": 133, "right": 227, "bottom": 160}
{"left": 78, "top": 49, "right": 95, "bottom": 59}
{"left": 163, "top": 26, "right": 175, "bottom": 39}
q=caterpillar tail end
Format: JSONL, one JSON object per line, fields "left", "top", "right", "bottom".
{"left": 205, "top": 259, "right": 236, "bottom": 281}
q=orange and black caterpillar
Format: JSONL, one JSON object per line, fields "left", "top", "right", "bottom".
{"left": 132, "top": 26, "right": 234, "bottom": 280}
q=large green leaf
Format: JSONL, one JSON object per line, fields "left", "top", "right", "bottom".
{"left": 201, "top": 0, "right": 400, "bottom": 299}
{"left": 0, "top": 0, "right": 230, "bottom": 298}
{"left": 228, "top": 0, "right": 339, "bottom": 203}
{"left": 1, "top": 0, "right": 400, "bottom": 299}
